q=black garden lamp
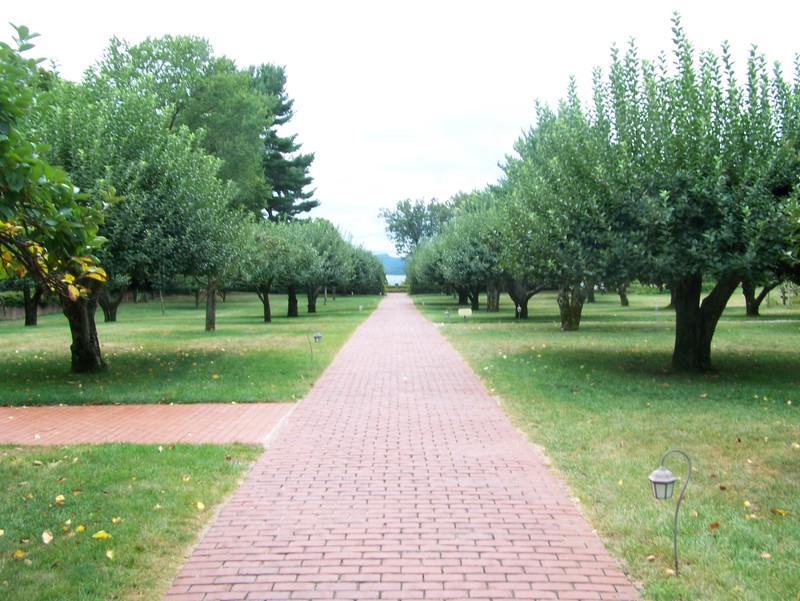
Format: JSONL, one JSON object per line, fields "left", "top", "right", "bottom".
{"left": 307, "top": 329, "right": 322, "bottom": 364}
{"left": 648, "top": 449, "right": 691, "bottom": 575}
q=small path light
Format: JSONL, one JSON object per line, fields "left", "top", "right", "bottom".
{"left": 516, "top": 305, "right": 522, "bottom": 320}
{"left": 649, "top": 449, "right": 691, "bottom": 575}
{"left": 307, "top": 329, "right": 322, "bottom": 365}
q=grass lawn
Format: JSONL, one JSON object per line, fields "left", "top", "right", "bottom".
{"left": 0, "top": 442, "right": 262, "bottom": 601}
{"left": 415, "top": 289, "right": 799, "bottom": 601}
{"left": 0, "top": 292, "right": 380, "bottom": 405}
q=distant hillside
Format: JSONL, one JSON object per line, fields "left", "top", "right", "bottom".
{"left": 376, "top": 253, "right": 405, "bottom": 275}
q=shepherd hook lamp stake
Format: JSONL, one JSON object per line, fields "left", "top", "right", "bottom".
{"left": 648, "top": 449, "right": 691, "bottom": 575}
{"left": 307, "top": 329, "right": 322, "bottom": 365}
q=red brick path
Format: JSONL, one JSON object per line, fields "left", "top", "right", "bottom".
{"left": 0, "top": 403, "right": 293, "bottom": 445}
{"left": 164, "top": 294, "right": 641, "bottom": 600}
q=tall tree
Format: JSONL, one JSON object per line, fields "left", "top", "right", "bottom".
{"left": 617, "top": 19, "right": 795, "bottom": 371}
{"left": 379, "top": 198, "right": 452, "bottom": 257}
{"left": 1, "top": 26, "right": 111, "bottom": 372}
{"left": 251, "top": 64, "right": 318, "bottom": 220}
{"left": 97, "top": 35, "right": 273, "bottom": 214}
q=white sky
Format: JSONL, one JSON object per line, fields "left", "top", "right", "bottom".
{"left": 5, "top": 1, "right": 800, "bottom": 255}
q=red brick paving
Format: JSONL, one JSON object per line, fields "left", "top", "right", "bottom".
{"left": 0, "top": 402, "right": 293, "bottom": 445}
{"left": 163, "top": 294, "right": 641, "bottom": 600}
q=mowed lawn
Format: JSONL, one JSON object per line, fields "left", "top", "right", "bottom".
{"left": 0, "top": 292, "right": 380, "bottom": 405}
{"left": 415, "top": 289, "right": 799, "bottom": 601}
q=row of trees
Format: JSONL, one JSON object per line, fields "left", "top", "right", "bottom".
{"left": 385, "top": 16, "right": 800, "bottom": 372}
{"left": 1, "top": 26, "right": 384, "bottom": 372}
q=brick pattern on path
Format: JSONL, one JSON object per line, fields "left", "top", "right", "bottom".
{"left": 165, "top": 294, "right": 641, "bottom": 601}
{"left": 0, "top": 403, "right": 293, "bottom": 445}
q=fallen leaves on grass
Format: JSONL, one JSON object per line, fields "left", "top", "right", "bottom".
{"left": 92, "top": 530, "right": 112, "bottom": 540}
{"left": 771, "top": 508, "right": 788, "bottom": 517}
{"left": 41, "top": 530, "right": 53, "bottom": 545}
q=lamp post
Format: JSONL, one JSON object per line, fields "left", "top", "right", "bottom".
{"left": 307, "top": 328, "right": 322, "bottom": 365}
{"left": 648, "top": 449, "right": 691, "bottom": 575}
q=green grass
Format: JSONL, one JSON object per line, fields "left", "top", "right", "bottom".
{"left": 0, "top": 442, "right": 262, "bottom": 601}
{"left": 415, "top": 290, "right": 800, "bottom": 601}
{"left": 0, "top": 292, "right": 380, "bottom": 405}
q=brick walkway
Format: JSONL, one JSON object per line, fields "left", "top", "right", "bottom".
{"left": 0, "top": 403, "right": 293, "bottom": 445}
{"left": 164, "top": 294, "right": 641, "bottom": 601}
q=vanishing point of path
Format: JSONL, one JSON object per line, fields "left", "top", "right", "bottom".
{"left": 164, "top": 294, "right": 641, "bottom": 601}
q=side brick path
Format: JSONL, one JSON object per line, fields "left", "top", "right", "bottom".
{"left": 164, "top": 294, "right": 641, "bottom": 600}
{"left": 0, "top": 403, "right": 293, "bottom": 445}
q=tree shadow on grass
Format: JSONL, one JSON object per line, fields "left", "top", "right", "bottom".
{"left": 521, "top": 344, "right": 799, "bottom": 409}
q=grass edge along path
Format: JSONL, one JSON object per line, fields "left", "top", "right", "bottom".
{"left": 0, "top": 442, "right": 263, "bottom": 601}
{"left": 0, "top": 293, "right": 380, "bottom": 405}
{"left": 414, "top": 291, "right": 800, "bottom": 601}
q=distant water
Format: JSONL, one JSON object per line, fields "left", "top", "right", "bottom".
{"left": 386, "top": 274, "right": 406, "bottom": 286}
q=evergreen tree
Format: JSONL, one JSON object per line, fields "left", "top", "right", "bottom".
{"left": 251, "top": 64, "right": 318, "bottom": 220}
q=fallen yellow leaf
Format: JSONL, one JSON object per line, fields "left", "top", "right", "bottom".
{"left": 92, "top": 530, "right": 112, "bottom": 540}
{"left": 54, "top": 494, "right": 65, "bottom": 504}
{"left": 75, "top": 525, "right": 86, "bottom": 533}
{"left": 0, "top": 529, "right": 4, "bottom": 537}
{"left": 41, "top": 530, "right": 53, "bottom": 545}
{"left": 182, "top": 475, "right": 191, "bottom": 482}
{"left": 761, "top": 552, "right": 772, "bottom": 559}
{"left": 771, "top": 508, "right": 788, "bottom": 517}
{"left": 196, "top": 501, "right": 206, "bottom": 511}
{"left": 211, "top": 374, "right": 220, "bottom": 380}
{"left": 744, "top": 500, "right": 751, "bottom": 507}
{"left": 106, "top": 549, "right": 115, "bottom": 560}
{"left": 13, "top": 549, "right": 26, "bottom": 559}
{"left": 111, "top": 517, "right": 122, "bottom": 524}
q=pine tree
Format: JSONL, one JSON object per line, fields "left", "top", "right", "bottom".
{"left": 251, "top": 64, "right": 319, "bottom": 220}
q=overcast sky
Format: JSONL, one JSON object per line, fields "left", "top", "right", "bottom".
{"left": 5, "top": 1, "right": 800, "bottom": 255}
